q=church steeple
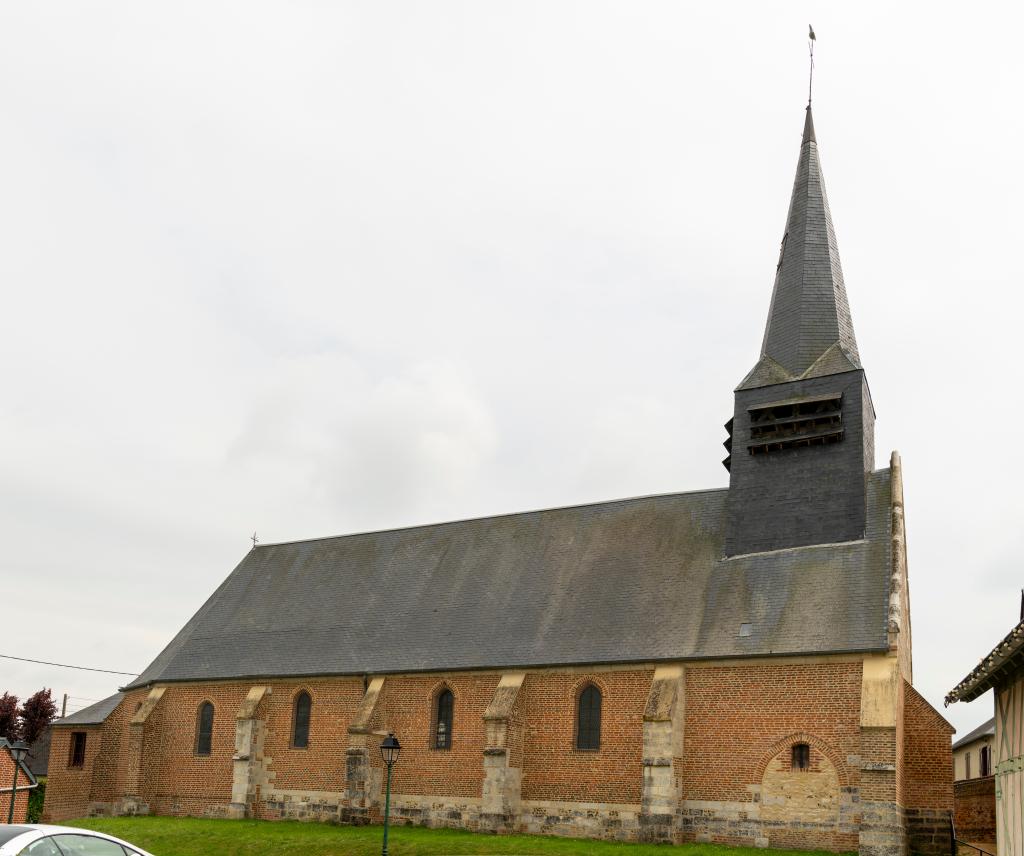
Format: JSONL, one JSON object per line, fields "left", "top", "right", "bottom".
{"left": 739, "top": 105, "right": 861, "bottom": 391}
{"left": 723, "top": 104, "right": 875, "bottom": 557}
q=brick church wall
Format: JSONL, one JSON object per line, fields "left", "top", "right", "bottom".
{"left": 141, "top": 683, "right": 247, "bottom": 817}
{"left": 45, "top": 725, "right": 103, "bottom": 821}
{"left": 41, "top": 655, "right": 954, "bottom": 856}
{"left": 520, "top": 670, "right": 648, "bottom": 805}
{"left": 89, "top": 696, "right": 133, "bottom": 805}
{"left": 260, "top": 678, "right": 363, "bottom": 794}
{"left": 360, "top": 672, "right": 500, "bottom": 830}
{"left": 680, "top": 660, "right": 863, "bottom": 852}
{"left": 901, "top": 682, "right": 954, "bottom": 856}
{"left": 379, "top": 673, "right": 498, "bottom": 800}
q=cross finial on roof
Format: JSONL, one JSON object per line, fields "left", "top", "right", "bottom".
{"left": 808, "top": 25, "right": 816, "bottom": 106}
{"left": 251, "top": 532, "right": 259, "bottom": 549}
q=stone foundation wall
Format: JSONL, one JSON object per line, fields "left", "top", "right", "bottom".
{"left": 518, "top": 799, "right": 642, "bottom": 840}
{"left": 681, "top": 794, "right": 860, "bottom": 852}
{"left": 905, "top": 807, "right": 954, "bottom": 856}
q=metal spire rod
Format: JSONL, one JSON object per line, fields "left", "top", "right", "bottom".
{"left": 808, "top": 25, "right": 817, "bottom": 106}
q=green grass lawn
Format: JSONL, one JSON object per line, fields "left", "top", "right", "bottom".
{"left": 67, "top": 816, "right": 847, "bottom": 856}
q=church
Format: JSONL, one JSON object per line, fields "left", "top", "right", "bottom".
{"left": 44, "top": 103, "right": 954, "bottom": 856}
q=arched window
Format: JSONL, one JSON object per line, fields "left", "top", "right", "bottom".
{"left": 293, "top": 691, "right": 312, "bottom": 749}
{"left": 576, "top": 684, "right": 601, "bottom": 750}
{"left": 792, "top": 742, "right": 810, "bottom": 770}
{"left": 195, "top": 702, "right": 214, "bottom": 756}
{"left": 434, "top": 688, "right": 454, "bottom": 749}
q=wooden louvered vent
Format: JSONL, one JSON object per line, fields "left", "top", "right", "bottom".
{"left": 747, "top": 393, "right": 843, "bottom": 455}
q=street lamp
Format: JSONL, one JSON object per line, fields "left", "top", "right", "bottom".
{"left": 379, "top": 733, "right": 401, "bottom": 856}
{"left": 7, "top": 740, "right": 29, "bottom": 824}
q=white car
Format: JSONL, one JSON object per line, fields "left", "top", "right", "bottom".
{"left": 0, "top": 825, "right": 155, "bottom": 856}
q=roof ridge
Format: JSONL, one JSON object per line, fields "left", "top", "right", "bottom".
{"left": 255, "top": 485, "right": 730, "bottom": 549}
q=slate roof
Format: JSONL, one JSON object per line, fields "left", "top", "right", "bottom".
{"left": 126, "top": 469, "right": 893, "bottom": 690}
{"left": 952, "top": 716, "right": 995, "bottom": 750}
{"left": 739, "top": 107, "right": 861, "bottom": 390}
{"left": 25, "top": 728, "right": 49, "bottom": 777}
{"left": 52, "top": 693, "right": 125, "bottom": 727}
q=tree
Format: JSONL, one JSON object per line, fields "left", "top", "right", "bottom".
{"left": 0, "top": 692, "right": 20, "bottom": 741}
{"left": 20, "top": 688, "right": 58, "bottom": 745}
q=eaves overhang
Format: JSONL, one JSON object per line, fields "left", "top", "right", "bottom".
{"left": 946, "top": 620, "right": 1024, "bottom": 705}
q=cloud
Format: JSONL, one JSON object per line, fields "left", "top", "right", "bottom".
{"left": 227, "top": 356, "right": 497, "bottom": 530}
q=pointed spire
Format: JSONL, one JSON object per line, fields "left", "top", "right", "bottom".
{"left": 802, "top": 105, "right": 815, "bottom": 144}
{"left": 739, "top": 105, "right": 860, "bottom": 390}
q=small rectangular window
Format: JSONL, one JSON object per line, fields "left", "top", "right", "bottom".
{"left": 965, "top": 751, "right": 971, "bottom": 779}
{"left": 69, "top": 731, "right": 87, "bottom": 768}
{"left": 792, "top": 743, "right": 810, "bottom": 771}
{"left": 980, "top": 746, "right": 991, "bottom": 777}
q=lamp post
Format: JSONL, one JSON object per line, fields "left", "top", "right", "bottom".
{"left": 7, "top": 740, "right": 29, "bottom": 824}
{"left": 379, "top": 733, "right": 401, "bottom": 856}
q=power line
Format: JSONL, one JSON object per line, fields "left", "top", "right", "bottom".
{"left": 0, "top": 653, "right": 138, "bottom": 677}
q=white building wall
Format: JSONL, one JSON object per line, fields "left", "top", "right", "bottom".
{"left": 995, "top": 673, "right": 1024, "bottom": 856}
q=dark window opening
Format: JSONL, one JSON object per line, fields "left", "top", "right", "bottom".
{"left": 69, "top": 731, "right": 87, "bottom": 768}
{"left": 434, "top": 688, "right": 454, "bottom": 749}
{"left": 576, "top": 684, "right": 602, "bottom": 751}
{"left": 195, "top": 701, "right": 214, "bottom": 756}
{"left": 980, "top": 745, "right": 992, "bottom": 777}
{"left": 965, "top": 751, "right": 972, "bottom": 780}
{"left": 792, "top": 742, "right": 810, "bottom": 771}
{"left": 748, "top": 394, "right": 844, "bottom": 455}
{"left": 293, "top": 691, "right": 312, "bottom": 749}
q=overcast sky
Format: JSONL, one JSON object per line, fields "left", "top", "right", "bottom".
{"left": 1, "top": 2, "right": 1021, "bottom": 736}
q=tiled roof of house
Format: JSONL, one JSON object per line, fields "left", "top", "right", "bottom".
{"left": 952, "top": 716, "right": 995, "bottom": 750}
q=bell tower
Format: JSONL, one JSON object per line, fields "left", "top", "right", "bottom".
{"left": 723, "top": 106, "right": 875, "bottom": 556}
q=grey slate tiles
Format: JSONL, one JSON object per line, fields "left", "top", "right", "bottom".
{"left": 53, "top": 693, "right": 126, "bottom": 726}
{"left": 126, "top": 470, "right": 892, "bottom": 689}
{"left": 740, "top": 106, "right": 860, "bottom": 390}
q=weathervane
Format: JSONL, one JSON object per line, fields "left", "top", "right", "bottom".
{"left": 808, "top": 25, "right": 816, "bottom": 106}
{"left": 251, "top": 531, "right": 259, "bottom": 549}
